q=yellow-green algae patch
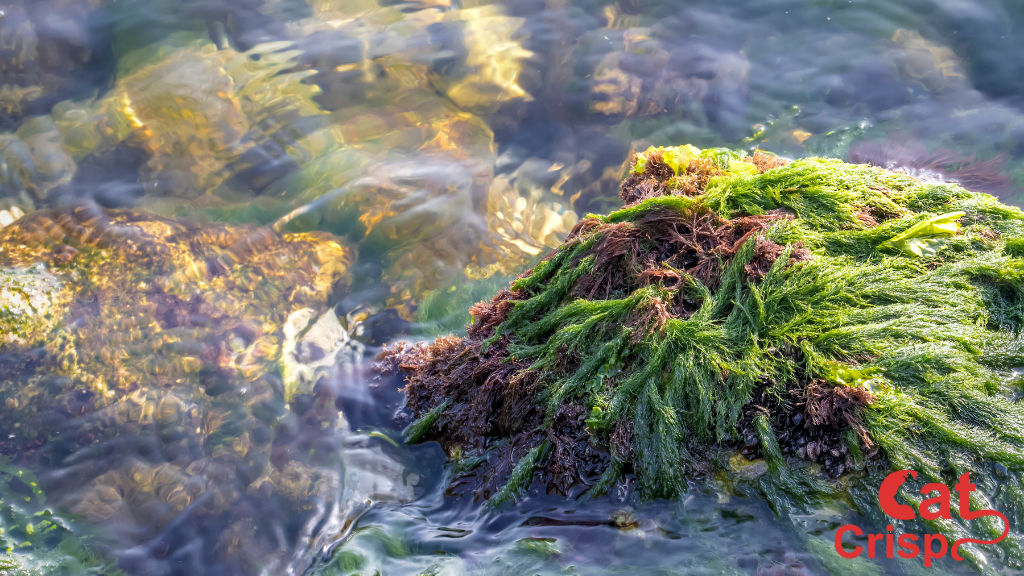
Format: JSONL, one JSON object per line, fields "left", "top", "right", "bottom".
{"left": 381, "top": 150, "right": 1024, "bottom": 572}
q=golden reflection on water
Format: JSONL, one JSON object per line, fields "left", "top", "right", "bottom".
{"left": 98, "top": 6, "right": 559, "bottom": 296}
{"left": 0, "top": 0, "right": 776, "bottom": 303}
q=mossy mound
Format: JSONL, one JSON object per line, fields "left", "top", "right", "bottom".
{"left": 380, "top": 145, "right": 1024, "bottom": 566}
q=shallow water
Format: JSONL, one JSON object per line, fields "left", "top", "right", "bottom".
{"left": 0, "top": 0, "right": 1022, "bottom": 575}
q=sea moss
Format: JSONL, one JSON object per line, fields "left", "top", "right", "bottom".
{"left": 379, "top": 148, "right": 1024, "bottom": 567}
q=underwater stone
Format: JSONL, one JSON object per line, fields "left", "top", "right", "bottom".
{"left": 0, "top": 204, "right": 416, "bottom": 576}
{"left": 0, "top": 263, "right": 68, "bottom": 345}
{"left": 379, "top": 145, "right": 1024, "bottom": 571}
{"left": 0, "top": 0, "right": 114, "bottom": 128}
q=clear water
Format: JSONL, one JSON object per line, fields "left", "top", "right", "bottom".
{"left": 0, "top": 0, "right": 1022, "bottom": 574}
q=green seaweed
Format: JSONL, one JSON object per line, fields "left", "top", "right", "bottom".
{"left": 489, "top": 442, "right": 550, "bottom": 508}
{"left": 631, "top": 144, "right": 757, "bottom": 176}
{"left": 0, "top": 459, "right": 125, "bottom": 576}
{"left": 878, "top": 211, "right": 966, "bottom": 256}
{"left": 404, "top": 399, "right": 452, "bottom": 444}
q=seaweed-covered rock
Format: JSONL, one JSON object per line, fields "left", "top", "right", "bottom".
{"left": 0, "top": 205, "right": 413, "bottom": 575}
{"left": 380, "top": 145, "right": 1024, "bottom": 570}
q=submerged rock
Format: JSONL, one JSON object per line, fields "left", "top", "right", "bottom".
{"left": 0, "top": 205, "right": 414, "bottom": 575}
{"left": 0, "top": 0, "right": 114, "bottom": 128}
{"left": 380, "top": 145, "right": 1024, "bottom": 571}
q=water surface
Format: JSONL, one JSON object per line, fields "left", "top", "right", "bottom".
{"left": 0, "top": 0, "right": 1022, "bottom": 574}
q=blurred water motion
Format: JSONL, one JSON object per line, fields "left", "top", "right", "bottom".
{"left": 0, "top": 0, "right": 1023, "bottom": 575}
